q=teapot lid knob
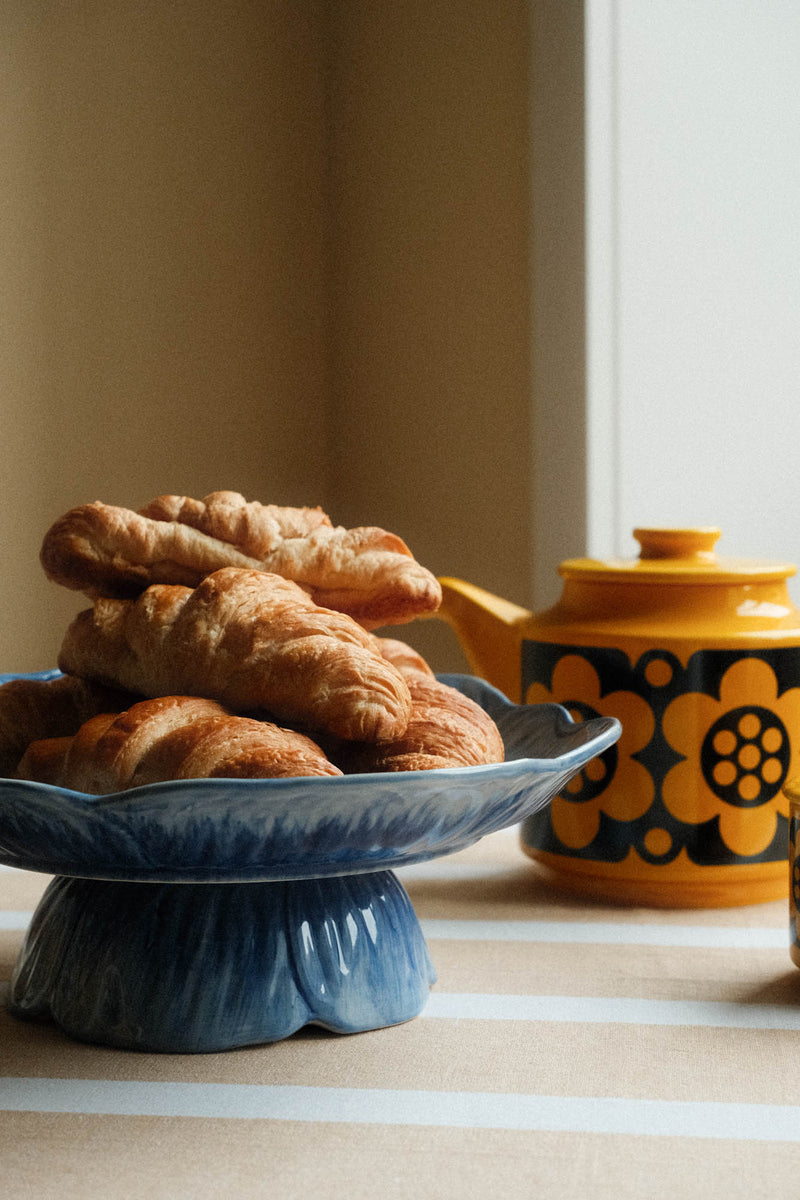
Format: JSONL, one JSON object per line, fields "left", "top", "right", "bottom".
{"left": 633, "top": 527, "right": 721, "bottom": 563}
{"left": 559, "top": 527, "right": 795, "bottom": 583}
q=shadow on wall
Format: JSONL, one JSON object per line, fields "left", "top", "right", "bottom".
{"left": 3, "top": 1, "right": 533, "bottom": 681}
{"left": 2, "top": 3, "right": 330, "bottom": 670}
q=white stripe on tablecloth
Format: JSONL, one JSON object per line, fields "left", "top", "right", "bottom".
{"left": 0, "top": 978, "right": 796, "bottom": 1031}
{"left": 398, "top": 861, "right": 529, "bottom": 881}
{"left": 0, "top": 862, "right": 506, "bottom": 881}
{"left": 420, "top": 918, "right": 787, "bottom": 948}
{"left": 1, "top": 1076, "right": 799, "bottom": 1140}
{"left": 0, "top": 862, "right": 524, "bottom": 886}
{"left": 423, "top": 992, "right": 800, "bottom": 1029}
{"left": 0, "top": 908, "right": 788, "bottom": 948}
{"left": 0, "top": 912, "right": 33, "bottom": 931}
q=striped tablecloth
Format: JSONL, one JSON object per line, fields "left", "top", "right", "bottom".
{"left": 2, "top": 827, "right": 799, "bottom": 1198}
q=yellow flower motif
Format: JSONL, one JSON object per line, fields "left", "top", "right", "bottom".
{"left": 526, "top": 654, "right": 655, "bottom": 850}
{"left": 661, "top": 658, "right": 800, "bottom": 858}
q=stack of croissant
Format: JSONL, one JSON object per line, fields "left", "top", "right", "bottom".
{"left": 1, "top": 491, "right": 504, "bottom": 793}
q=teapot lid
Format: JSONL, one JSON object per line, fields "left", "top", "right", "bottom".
{"left": 559, "top": 528, "right": 797, "bottom": 584}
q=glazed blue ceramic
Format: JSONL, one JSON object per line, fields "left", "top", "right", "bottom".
{"left": 2, "top": 671, "right": 620, "bottom": 1052}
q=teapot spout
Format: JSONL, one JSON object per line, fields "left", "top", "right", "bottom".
{"left": 436, "top": 577, "right": 532, "bottom": 702}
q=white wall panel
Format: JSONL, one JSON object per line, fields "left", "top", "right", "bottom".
{"left": 586, "top": 0, "right": 800, "bottom": 581}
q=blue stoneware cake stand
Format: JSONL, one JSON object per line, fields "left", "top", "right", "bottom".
{"left": 0, "top": 672, "right": 620, "bottom": 1053}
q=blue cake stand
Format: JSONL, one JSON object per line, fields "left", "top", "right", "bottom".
{"left": 0, "top": 673, "right": 620, "bottom": 1053}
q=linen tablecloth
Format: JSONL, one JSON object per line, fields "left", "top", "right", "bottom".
{"left": 2, "top": 826, "right": 799, "bottom": 1198}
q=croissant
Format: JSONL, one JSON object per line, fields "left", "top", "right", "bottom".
{"left": 372, "top": 636, "right": 436, "bottom": 681}
{"left": 16, "top": 695, "right": 342, "bottom": 793}
{"left": 0, "top": 673, "right": 136, "bottom": 777}
{"left": 334, "top": 675, "right": 505, "bottom": 774}
{"left": 57, "top": 567, "right": 413, "bottom": 742}
{"left": 40, "top": 490, "right": 442, "bottom": 628}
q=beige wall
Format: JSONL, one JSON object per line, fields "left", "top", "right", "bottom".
{"left": 1, "top": 1, "right": 533, "bottom": 675}
{"left": 327, "top": 1, "right": 533, "bottom": 671}
{"left": 2, "top": 1, "right": 331, "bottom": 671}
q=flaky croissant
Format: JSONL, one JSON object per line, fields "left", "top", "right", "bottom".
{"left": 371, "top": 635, "right": 436, "bottom": 682}
{"left": 57, "top": 567, "right": 413, "bottom": 742}
{"left": 333, "top": 675, "right": 505, "bottom": 774}
{"left": 40, "top": 490, "right": 442, "bottom": 628}
{"left": 16, "top": 695, "right": 342, "bottom": 793}
{"left": 0, "top": 673, "right": 136, "bottom": 777}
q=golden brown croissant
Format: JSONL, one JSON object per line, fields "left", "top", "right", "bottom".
{"left": 40, "top": 490, "right": 442, "bottom": 628}
{"left": 16, "top": 695, "right": 342, "bottom": 793}
{"left": 0, "top": 673, "right": 136, "bottom": 777}
{"left": 57, "top": 567, "right": 413, "bottom": 742}
{"left": 334, "top": 675, "right": 505, "bottom": 774}
{"left": 372, "top": 635, "right": 436, "bottom": 681}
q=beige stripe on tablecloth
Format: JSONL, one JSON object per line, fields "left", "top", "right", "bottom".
{"left": 2, "top": 1005, "right": 799, "bottom": 1105}
{"left": 402, "top": 869, "right": 789, "bottom": 929}
{"left": 0, "top": 867, "right": 52, "bottom": 909}
{"left": 3, "top": 1112, "right": 798, "bottom": 1200}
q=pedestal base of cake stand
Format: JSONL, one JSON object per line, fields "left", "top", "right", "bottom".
{"left": 9, "top": 869, "right": 436, "bottom": 1052}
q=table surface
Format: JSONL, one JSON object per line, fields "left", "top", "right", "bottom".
{"left": 2, "top": 826, "right": 800, "bottom": 1199}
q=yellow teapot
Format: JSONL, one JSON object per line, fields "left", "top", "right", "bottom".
{"left": 438, "top": 528, "right": 800, "bottom": 907}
